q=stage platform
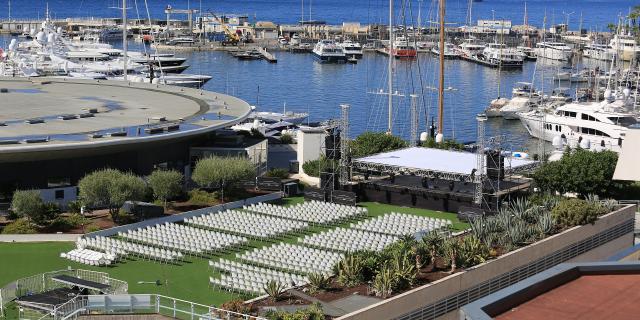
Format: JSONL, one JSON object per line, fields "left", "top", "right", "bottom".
{"left": 353, "top": 147, "right": 537, "bottom": 182}
{"left": 16, "top": 287, "right": 83, "bottom": 312}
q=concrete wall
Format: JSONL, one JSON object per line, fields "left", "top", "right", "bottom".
{"left": 268, "top": 144, "right": 297, "bottom": 170}
{"left": 336, "top": 204, "right": 636, "bottom": 320}
{"left": 39, "top": 186, "right": 78, "bottom": 209}
{"left": 297, "top": 130, "right": 326, "bottom": 174}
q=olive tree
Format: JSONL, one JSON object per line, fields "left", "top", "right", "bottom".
{"left": 148, "top": 169, "right": 183, "bottom": 208}
{"left": 191, "top": 156, "right": 256, "bottom": 201}
{"left": 351, "top": 132, "right": 407, "bottom": 158}
{"left": 78, "top": 169, "right": 147, "bottom": 219}
{"left": 11, "top": 189, "right": 46, "bottom": 224}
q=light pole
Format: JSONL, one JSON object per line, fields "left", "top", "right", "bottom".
{"left": 562, "top": 11, "right": 575, "bottom": 31}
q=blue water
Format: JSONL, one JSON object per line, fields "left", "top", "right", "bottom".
{"left": 2, "top": 0, "right": 637, "bottom": 30}
{"left": 0, "top": 0, "right": 634, "bottom": 153}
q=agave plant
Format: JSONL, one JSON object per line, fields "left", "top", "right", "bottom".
{"left": 600, "top": 199, "right": 618, "bottom": 212}
{"left": 459, "top": 236, "right": 490, "bottom": 268}
{"left": 263, "top": 280, "right": 286, "bottom": 301}
{"left": 336, "top": 254, "right": 364, "bottom": 287}
{"left": 507, "top": 220, "right": 527, "bottom": 247}
{"left": 585, "top": 194, "right": 600, "bottom": 204}
{"left": 391, "top": 252, "right": 417, "bottom": 290}
{"left": 308, "top": 272, "right": 331, "bottom": 294}
{"left": 469, "top": 216, "right": 487, "bottom": 241}
{"left": 442, "top": 237, "right": 461, "bottom": 273}
{"left": 510, "top": 198, "right": 531, "bottom": 221}
{"left": 540, "top": 194, "right": 561, "bottom": 211}
{"left": 495, "top": 207, "right": 513, "bottom": 231}
{"left": 373, "top": 265, "right": 395, "bottom": 298}
{"left": 536, "top": 211, "right": 554, "bottom": 236}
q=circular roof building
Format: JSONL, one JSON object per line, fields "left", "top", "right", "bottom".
{"left": 0, "top": 77, "right": 252, "bottom": 197}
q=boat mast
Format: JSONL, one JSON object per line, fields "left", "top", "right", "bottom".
{"left": 387, "top": 0, "right": 394, "bottom": 134}
{"left": 436, "top": 0, "right": 445, "bottom": 143}
{"left": 123, "top": 0, "right": 128, "bottom": 81}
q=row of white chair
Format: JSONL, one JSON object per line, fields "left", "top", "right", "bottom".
{"left": 301, "top": 227, "right": 398, "bottom": 252}
{"left": 79, "top": 236, "right": 183, "bottom": 263}
{"left": 351, "top": 212, "right": 451, "bottom": 236}
{"left": 245, "top": 200, "right": 367, "bottom": 225}
{"left": 186, "top": 209, "right": 308, "bottom": 239}
{"left": 238, "top": 243, "right": 343, "bottom": 275}
{"left": 61, "top": 249, "right": 114, "bottom": 266}
{"left": 210, "top": 259, "right": 308, "bottom": 295}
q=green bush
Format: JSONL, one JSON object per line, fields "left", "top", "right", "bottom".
{"left": 188, "top": 190, "right": 219, "bottom": 206}
{"left": 66, "top": 201, "right": 82, "bottom": 214}
{"left": 48, "top": 217, "right": 75, "bottom": 232}
{"left": 301, "top": 156, "right": 337, "bottom": 178}
{"left": 551, "top": 198, "right": 607, "bottom": 228}
{"left": 11, "top": 190, "right": 46, "bottom": 223}
{"left": 280, "top": 133, "right": 294, "bottom": 144}
{"left": 264, "top": 303, "right": 324, "bottom": 320}
{"left": 2, "top": 219, "right": 37, "bottom": 234}
{"left": 86, "top": 225, "right": 102, "bottom": 233}
{"left": 351, "top": 132, "right": 407, "bottom": 158}
{"left": 148, "top": 169, "right": 183, "bottom": 207}
{"left": 420, "top": 137, "right": 465, "bottom": 150}
{"left": 265, "top": 168, "right": 289, "bottom": 179}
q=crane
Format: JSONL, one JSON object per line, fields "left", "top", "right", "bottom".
{"left": 206, "top": 10, "right": 241, "bottom": 46}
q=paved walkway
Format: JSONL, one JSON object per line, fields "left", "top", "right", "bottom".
{"left": 288, "top": 289, "right": 348, "bottom": 317}
{"left": 0, "top": 234, "right": 80, "bottom": 242}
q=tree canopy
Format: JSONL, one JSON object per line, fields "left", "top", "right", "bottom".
{"left": 350, "top": 132, "right": 407, "bottom": 158}
{"left": 148, "top": 169, "right": 183, "bottom": 206}
{"left": 532, "top": 149, "right": 626, "bottom": 198}
{"left": 11, "top": 190, "right": 46, "bottom": 224}
{"left": 191, "top": 156, "right": 256, "bottom": 189}
{"left": 78, "top": 169, "right": 147, "bottom": 216}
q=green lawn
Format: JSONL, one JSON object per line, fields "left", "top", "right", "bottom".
{"left": 0, "top": 198, "right": 467, "bottom": 313}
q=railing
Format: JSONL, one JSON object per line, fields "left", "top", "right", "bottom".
{"left": 23, "top": 294, "right": 266, "bottom": 320}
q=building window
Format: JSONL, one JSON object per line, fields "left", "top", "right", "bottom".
{"left": 55, "top": 190, "right": 65, "bottom": 200}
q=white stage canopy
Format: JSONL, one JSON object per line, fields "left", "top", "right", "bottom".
{"left": 614, "top": 129, "right": 640, "bottom": 181}
{"left": 352, "top": 147, "right": 536, "bottom": 180}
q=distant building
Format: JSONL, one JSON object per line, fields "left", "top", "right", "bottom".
{"left": 253, "top": 21, "right": 278, "bottom": 39}
{"left": 461, "top": 19, "right": 512, "bottom": 35}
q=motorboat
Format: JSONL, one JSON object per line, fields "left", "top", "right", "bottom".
{"left": 518, "top": 93, "right": 637, "bottom": 152}
{"left": 516, "top": 46, "right": 537, "bottom": 60}
{"left": 534, "top": 42, "right": 573, "bottom": 61}
{"left": 480, "top": 43, "right": 524, "bottom": 68}
{"left": 608, "top": 34, "right": 640, "bottom": 61}
{"left": 389, "top": 37, "right": 417, "bottom": 58}
{"left": 457, "top": 38, "right": 485, "bottom": 58}
{"left": 430, "top": 42, "right": 459, "bottom": 59}
{"left": 312, "top": 40, "right": 347, "bottom": 63}
{"left": 339, "top": 40, "right": 363, "bottom": 59}
{"left": 485, "top": 97, "right": 509, "bottom": 118}
{"left": 583, "top": 43, "right": 614, "bottom": 61}
{"left": 250, "top": 110, "right": 309, "bottom": 124}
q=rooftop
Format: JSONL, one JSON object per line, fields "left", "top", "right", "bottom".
{"left": 0, "top": 77, "right": 251, "bottom": 161}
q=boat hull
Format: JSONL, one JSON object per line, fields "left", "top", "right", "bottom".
{"left": 313, "top": 52, "right": 348, "bottom": 63}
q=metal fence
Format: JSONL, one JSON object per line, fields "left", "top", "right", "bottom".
{"left": 0, "top": 269, "right": 127, "bottom": 318}
{"left": 19, "top": 294, "right": 265, "bottom": 320}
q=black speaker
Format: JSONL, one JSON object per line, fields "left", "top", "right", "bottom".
{"left": 486, "top": 150, "right": 505, "bottom": 180}
{"left": 320, "top": 172, "right": 339, "bottom": 190}
{"left": 325, "top": 135, "right": 341, "bottom": 159}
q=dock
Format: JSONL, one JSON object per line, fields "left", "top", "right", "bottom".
{"left": 257, "top": 47, "right": 277, "bottom": 63}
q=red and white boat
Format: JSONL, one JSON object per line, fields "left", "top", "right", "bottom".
{"left": 387, "top": 37, "right": 417, "bottom": 58}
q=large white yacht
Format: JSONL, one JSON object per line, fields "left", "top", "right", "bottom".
{"left": 583, "top": 43, "right": 614, "bottom": 61}
{"left": 430, "top": 42, "right": 459, "bottom": 59}
{"left": 481, "top": 43, "right": 524, "bottom": 68}
{"left": 499, "top": 82, "right": 543, "bottom": 120}
{"left": 535, "top": 42, "right": 573, "bottom": 61}
{"left": 312, "top": 40, "right": 347, "bottom": 63}
{"left": 339, "top": 40, "right": 363, "bottom": 59}
{"left": 518, "top": 93, "right": 637, "bottom": 152}
{"left": 457, "top": 38, "right": 485, "bottom": 58}
{"left": 608, "top": 35, "right": 640, "bottom": 61}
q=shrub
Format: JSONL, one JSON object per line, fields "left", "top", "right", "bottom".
{"left": 280, "top": 133, "right": 294, "bottom": 144}
{"left": 11, "top": 190, "right": 46, "bottom": 223}
{"left": 308, "top": 272, "right": 330, "bottom": 294}
{"left": 551, "top": 198, "right": 607, "bottom": 228}
{"left": 421, "top": 137, "right": 465, "bottom": 150}
{"left": 458, "top": 236, "right": 490, "bottom": 268}
{"left": 351, "top": 132, "right": 407, "bottom": 158}
{"left": 264, "top": 303, "right": 324, "bottom": 320}
{"left": 187, "top": 190, "right": 219, "bottom": 206}
{"left": 147, "top": 169, "right": 183, "bottom": 207}
{"left": 265, "top": 168, "right": 289, "bottom": 179}
{"left": 78, "top": 169, "right": 147, "bottom": 218}
{"left": 219, "top": 299, "right": 251, "bottom": 314}
{"left": 336, "top": 254, "right": 364, "bottom": 287}
{"left": 48, "top": 216, "right": 75, "bottom": 232}
{"left": 2, "top": 219, "right": 37, "bottom": 234}
{"left": 372, "top": 265, "right": 395, "bottom": 298}
{"left": 66, "top": 201, "right": 82, "bottom": 214}
{"left": 86, "top": 225, "right": 102, "bottom": 233}
{"left": 192, "top": 156, "right": 256, "bottom": 200}
{"left": 301, "top": 156, "right": 336, "bottom": 178}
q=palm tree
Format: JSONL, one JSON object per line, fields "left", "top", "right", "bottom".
{"left": 421, "top": 231, "right": 444, "bottom": 271}
{"left": 442, "top": 237, "right": 461, "bottom": 274}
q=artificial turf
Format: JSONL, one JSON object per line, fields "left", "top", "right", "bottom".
{"left": 0, "top": 198, "right": 468, "bottom": 313}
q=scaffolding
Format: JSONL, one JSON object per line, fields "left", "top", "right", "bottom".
{"left": 339, "top": 104, "right": 351, "bottom": 185}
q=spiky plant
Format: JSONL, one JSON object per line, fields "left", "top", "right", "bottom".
{"left": 308, "top": 272, "right": 331, "bottom": 294}
{"left": 495, "top": 208, "right": 512, "bottom": 231}
{"left": 601, "top": 199, "right": 618, "bottom": 212}
{"left": 373, "top": 265, "right": 395, "bottom": 298}
{"left": 469, "top": 216, "right": 486, "bottom": 241}
{"left": 507, "top": 220, "right": 527, "bottom": 247}
{"left": 421, "top": 231, "right": 444, "bottom": 271}
{"left": 510, "top": 198, "right": 531, "bottom": 221}
{"left": 391, "top": 252, "right": 417, "bottom": 290}
{"left": 537, "top": 211, "right": 554, "bottom": 236}
{"left": 442, "top": 237, "right": 461, "bottom": 273}
{"left": 459, "top": 236, "right": 490, "bottom": 268}
{"left": 585, "top": 194, "right": 600, "bottom": 204}
{"left": 336, "top": 254, "right": 364, "bottom": 287}
{"left": 263, "top": 280, "right": 286, "bottom": 301}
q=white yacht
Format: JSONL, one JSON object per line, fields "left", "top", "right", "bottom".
{"left": 430, "top": 43, "right": 459, "bottom": 59}
{"left": 500, "top": 82, "right": 542, "bottom": 120}
{"left": 516, "top": 46, "right": 537, "bottom": 60}
{"left": 250, "top": 111, "right": 309, "bottom": 124}
{"left": 339, "top": 40, "right": 363, "bottom": 59}
{"left": 608, "top": 35, "right": 640, "bottom": 61}
{"left": 481, "top": 43, "right": 524, "bottom": 68}
{"left": 312, "top": 40, "right": 347, "bottom": 63}
{"left": 518, "top": 96, "right": 637, "bottom": 152}
{"left": 535, "top": 42, "right": 573, "bottom": 61}
{"left": 583, "top": 43, "right": 614, "bottom": 61}
{"left": 457, "top": 38, "right": 485, "bottom": 58}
